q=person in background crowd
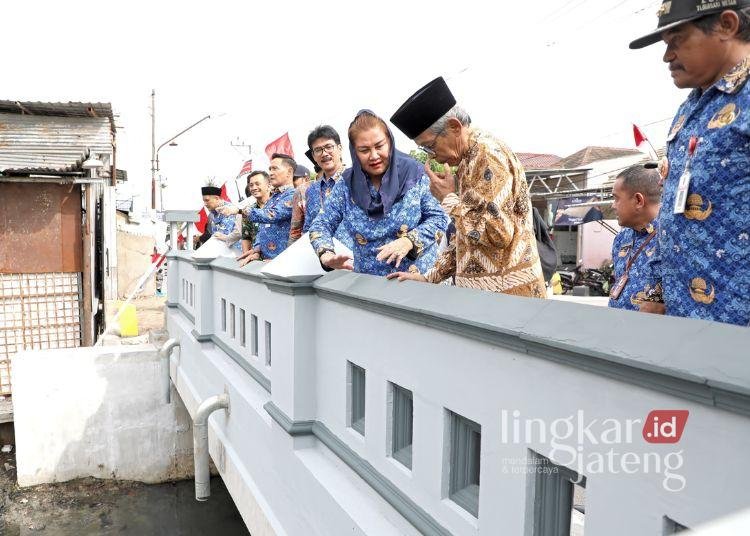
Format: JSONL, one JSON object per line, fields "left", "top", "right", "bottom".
{"left": 630, "top": 1, "right": 750, "bottom": 326}
{"left": 202, "top": 183, "right": 242, "bottom": 252}
{"left": 293, "top": 164, "right": 311, "bottom": 188}
{"left": 309, "top": 110, "right": 449, "bottom": 275}
{"left": 387, "top": 77, "right": 546, "bottom": 298}
{"left": 608, "top": 164, "right": 664, "bottom": 313}
{"left": 238, "top": 171, "right": 271, "bottom": 266}
{"left": 288, "top": 125, "right": 351, "bottom": 247}
{"left": 222, "top": 154, "right": 295, "bottom": 261}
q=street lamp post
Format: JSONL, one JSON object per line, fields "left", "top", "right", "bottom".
{"left": 150, "top": 89, "right": 212, "bottom": 211}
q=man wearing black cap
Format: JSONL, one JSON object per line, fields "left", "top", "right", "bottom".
{"left": 201, "top": 182, "right": 242, "bottom": 252}
{"left": 293, "top": 164, "right": 311, "bottom": 189}
{"left": 630, "top": 2, "right": 750, "bottom": 326}
{"left": 387, "top": 77, "right": 546, "bottom": 298}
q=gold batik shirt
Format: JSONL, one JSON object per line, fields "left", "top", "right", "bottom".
{"left": 424, "top": 129, "right": 546, "bottom": 298}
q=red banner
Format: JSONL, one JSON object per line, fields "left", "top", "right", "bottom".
{"left": 265, "top": 132, "right": 294, "bottom": 159}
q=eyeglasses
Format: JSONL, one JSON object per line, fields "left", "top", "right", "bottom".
{"left": 312, "top": 143, "right": 338, "bottom": 157}
{"left": 418, "top": 129, "right": 443, "bottom": 157}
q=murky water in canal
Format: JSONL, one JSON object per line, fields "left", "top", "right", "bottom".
{"left": 0, "top": 477, "right": 249, "bottom": 535}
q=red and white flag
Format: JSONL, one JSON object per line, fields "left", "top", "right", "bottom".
{"left": 633, "top": 124, "right": 658, "bottom": 160}
{"left": 265, "top": 132, "right": 294, "bottom": 159}
{"left": 237, "top": 159, "right": 253, "bottom": 178}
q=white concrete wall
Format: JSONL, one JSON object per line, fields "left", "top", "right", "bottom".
{"left": 164, "top": 251, "right": 750, "bottom": 536}
{"left": 12, "top": 345, "right": 194, "bottom": 487}
{"left": 580, "top": 219, "right": 620, "bottom": 269}
{"left": 312, "top": 295, "right": 750, "bottom": 535}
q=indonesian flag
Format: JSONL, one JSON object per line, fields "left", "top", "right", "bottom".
{"left": 265, "top": 132, "right": 294, "bottom": 159}
{"left": 633, "top": 124, "right": 658, "bottom": 160}
{"left": 238, "top": 159, "right": 253, "bottom": 178}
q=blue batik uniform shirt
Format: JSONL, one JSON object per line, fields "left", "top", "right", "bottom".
{"left": 208, "top": 201, "right": 242, "bottom": 252}
{"left": 303, "top": 170, "right": 354, "bottom": 249}
{"left": 659, "top": 56, "right": 750, "bottom": 326}
{"left": 247, "top": 185, "right": 295, "bottom": 259}
{"left": 309, "top": 175, "right": 449, "bottom": 276}
{"left": 609, "top": 220, "right": 661, "bottom": 311}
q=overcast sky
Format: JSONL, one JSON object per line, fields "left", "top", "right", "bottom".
{"left": 3, "top": 0, "right": 685, "bottom": 209}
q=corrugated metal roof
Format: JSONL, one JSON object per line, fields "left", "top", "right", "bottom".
{"left": 0, "top": 113, "right": 112, "bottom": 174}
{"left": 0, "top": 101, "right": 113, "bottom": 122}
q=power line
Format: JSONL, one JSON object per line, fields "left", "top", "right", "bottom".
{"left": 541, "top": 0, "right": 586, "bottom": 23}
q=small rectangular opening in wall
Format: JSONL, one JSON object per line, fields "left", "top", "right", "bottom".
{"left": 264, "top": 321, "right": 272, "bottom": 365}
{"left": 230, "top": 304, "right": 236, "bottom": 339}
{"left": 240, "top": 309, "right": 246, "bottom": 347}
{"left": 530, "top": 451, "right": 586, "bottom": 536}
{"left": 663, "top": 516, "right": 689, "bottom": 534}
{"left": 388, "top": 383, "right": 413, "bottom": 469}
{"left": 347, "top": 362, "right": 366, "bottom": 436}
{"left": 189, "top": 283, "right": 194, "bottom": 307}
{"left": 221, "top": 299, "right": 227, "bottom": 332}
{"left": 250, "top": 314, "right": 258, "bottom": 355}
{"left": 448, "top": 411, "right": 481, "bottom": 517}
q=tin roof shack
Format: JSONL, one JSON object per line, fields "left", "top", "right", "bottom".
{"left": 526, "top": 146, "right": 646, "bottom": 270}
{"left": 0, "top": 101, "right": 121, "bottom": 396}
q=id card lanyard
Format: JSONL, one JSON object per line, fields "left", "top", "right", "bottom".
{"left": 673, "top": 136, "right": 699, "bottom": 214}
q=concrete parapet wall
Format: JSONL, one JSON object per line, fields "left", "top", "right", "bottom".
{"left": 12, "top": 345, "right": 194, "bottom": 487}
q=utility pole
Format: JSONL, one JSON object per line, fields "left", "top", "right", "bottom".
{"left": 150, "top": 89, "right": 156, "bottom": 211}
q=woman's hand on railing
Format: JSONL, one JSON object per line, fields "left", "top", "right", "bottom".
{"left": 320, "top": 252, "right": 354, "bottom": 271}
{"left": 386, "top": 271, "right": 427, "bottom": 283}
{"left": 376, "top": 237, "right": 413, "bottom": 268}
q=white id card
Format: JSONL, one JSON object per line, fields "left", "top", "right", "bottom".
{"left": 673, "top": 168, "right": 691, "bottom": 214}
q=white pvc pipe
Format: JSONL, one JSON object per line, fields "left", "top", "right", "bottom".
{"left": 193, "top": 393, "right": 230, "bottom": 501}
{"left": 158, "top": 338, "right": 180, "bottom": 404}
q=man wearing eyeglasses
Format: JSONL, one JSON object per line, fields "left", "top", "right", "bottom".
{"left": 288, "top": 125, "right": 352, "bottom": 247}
{"left": 387, "top": 77, "right": 546, "bottom": 298}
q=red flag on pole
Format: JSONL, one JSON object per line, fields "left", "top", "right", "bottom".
{"left": 265, "top": 132, "right": 294, "bottom": 159}
{"left": 633, "top": 123, "right": 658, "bottom": 159}
{"left": 238, "top": 159, "right": 253, "bottom": 177}
{"left": 219, "top": 183, "right": 231, "bottom": 202}
{"left": 633, "top": 124, "right": 648, "bottom": 148}
{"left": 195, "top": 207, "right": 209, "bottom": 234}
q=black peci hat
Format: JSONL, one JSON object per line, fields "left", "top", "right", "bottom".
{"left": 630, "top": 0, "right": 750, "bottom": 49}
{"left": 201, "top": 186, "right": 222, "bottom": 196}
{"left": 390, "top": 77, "right": 457, "bottom": 140}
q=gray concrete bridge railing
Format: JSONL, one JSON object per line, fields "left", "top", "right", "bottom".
{"left": 165, "top": 248, "right": 750, "bottom": 536}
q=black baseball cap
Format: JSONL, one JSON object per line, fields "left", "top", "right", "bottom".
{"left": 294, "top": 164, "right": 311, "bottom": 178}
{"left": 630, "top": 0, "right": 750, "bottom": 49}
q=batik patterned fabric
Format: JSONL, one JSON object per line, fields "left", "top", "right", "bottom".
{"left": 288, "top": 168, "right": 353, "bottom": 248}
{"left": 208, "top": 201, "right": 242, "bottom": 252}
{"left": 309, "top": 175, "right": 449, "bottom": 276}
{"left": 243, "top": 185, "right": 295, "bottom": 259}
{"left": 659, "top": 56, "right": 750, "bottom": 326}
{"left": 608, "top": 220, "right": 661, "bottom": 311}
{"left": 241, "top": 200, "right": 264, "bottom": 247}
{"left": 424, "top": 129, "right": 546, "bottom": 298}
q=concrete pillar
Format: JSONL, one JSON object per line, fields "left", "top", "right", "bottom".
{"left": 191, "top": 258, "right": 215, "bottom": 340}
{"left": 265, "top": 281, "right": 317, "bottom": 423}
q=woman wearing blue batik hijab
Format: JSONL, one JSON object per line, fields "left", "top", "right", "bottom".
{"left": 309, "top": 110, "right": 449, "bottom": 276}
